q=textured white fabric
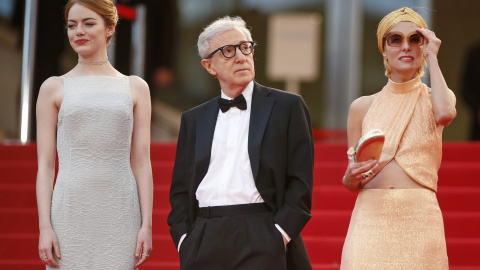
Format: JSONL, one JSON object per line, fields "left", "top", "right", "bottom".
{"left": 49, "top": 76, "right": 141, "bottom": 269}
{"left": 196, "top": 81, "right": 264, "bottom": 207}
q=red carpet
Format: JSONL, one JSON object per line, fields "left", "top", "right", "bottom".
{"left": 1, "top": 142, "right": 479, "bottom": 269}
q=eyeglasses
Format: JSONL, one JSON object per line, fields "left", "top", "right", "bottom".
{"left": 384, "top": 32, "right": 424, "bottom": 47}
{"left": 205, "top": 41, "right": 256, "bottom": 59}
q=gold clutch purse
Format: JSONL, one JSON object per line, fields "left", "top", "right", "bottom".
{"left": 348, "top": 129, "right": 385, "bottom": 162}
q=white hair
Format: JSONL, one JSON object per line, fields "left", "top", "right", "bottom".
{"left": 197, "top": 16, "right": 253, "bottom": 59}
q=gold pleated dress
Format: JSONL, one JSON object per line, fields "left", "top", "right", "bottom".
{"left": 340, "top": 77, "right": 449, "bottom": 269}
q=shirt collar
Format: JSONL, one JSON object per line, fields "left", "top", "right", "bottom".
{"left": 220, "top": 80, "right": 254, "bottom": 102}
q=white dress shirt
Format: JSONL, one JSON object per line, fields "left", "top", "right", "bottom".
{"left": 195, "top": 81, "right": 263, "bottom": 207}
{"left": 178, "top": 81, "right": 289, "bottom": 251}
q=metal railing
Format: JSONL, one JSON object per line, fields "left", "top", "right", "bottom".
{"left": 19, "top": 0, "right": 37, "bottom": 144}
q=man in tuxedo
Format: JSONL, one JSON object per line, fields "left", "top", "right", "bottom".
{"left": 168, "top": 16, "right": 314, "bottom": 270}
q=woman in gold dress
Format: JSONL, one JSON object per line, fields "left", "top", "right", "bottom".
{"left": 340, "top": 7, "right": 456, "bottom": 269}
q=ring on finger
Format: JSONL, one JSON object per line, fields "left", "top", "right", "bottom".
{"left": 361, "top": 169, "right": 373, "bottom": 178}
{"left": 142, "top": 253, "right": 149, "bottom": 258}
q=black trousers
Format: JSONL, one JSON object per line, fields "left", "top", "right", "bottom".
{"left": 179, "top": 203, "right": 287, "bottom": 270}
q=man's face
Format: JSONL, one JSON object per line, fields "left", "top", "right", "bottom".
{"left": 201, "top": 28, "right": 255, "bottom": 95}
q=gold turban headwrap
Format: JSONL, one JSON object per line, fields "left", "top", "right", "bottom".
{"left": 376, "top": 7, "right": 428, "bottom": 77}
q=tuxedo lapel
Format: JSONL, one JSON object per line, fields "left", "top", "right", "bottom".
{"left": 248, "top": 83, "right": 275, "bottom": 180}
{"left": 195, "top": 99, "right": 219, "bottom": 188}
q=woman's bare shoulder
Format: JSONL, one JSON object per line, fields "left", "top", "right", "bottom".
{"left": 37, "top": 77, "right": 64, "bottom": 110}
{"left": 39, "top": 76, "right": 63, "bottom": 96}
{"left": 128, "top": 75, "right": 150, "bottom": 96}
{"left": 128, "top": 75, "right": 148, "bottom": 89}
{"left": 41, "top": 76, "right": 63, "bottom": 87}
{"left": 349, "top": 94, "right": 376, "bottom": 115}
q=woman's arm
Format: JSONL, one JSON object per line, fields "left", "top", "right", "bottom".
{"left": 417, "top": 28, "right": 457, "bottom": 126}
{"left": 342, "top": 96, "right": 379, "bottom": 192}
{"left": 36, "top": 77, "right": 63, "bottom": 267}
{"left": 129, "top": 76, "right": 153, "bottom": 268}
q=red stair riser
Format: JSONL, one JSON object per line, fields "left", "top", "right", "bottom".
{"left": 4, "top": 163, "right": 480, "bottom": 188}
{"left": 4, "top": 209, "right": 480, "bottom": 239}
{"left": 3, "top": 143, "right": 480, "bottom": 162}
{"left": 4, "top": 185, "right": 478, "bottom": 213}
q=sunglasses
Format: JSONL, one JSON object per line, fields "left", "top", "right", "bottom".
{"left": 384, "top": 32, "right": 424, "bottom": 47}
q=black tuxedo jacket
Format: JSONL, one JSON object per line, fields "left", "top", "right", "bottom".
{"left": 168, "top": 82, "right": 314, "bottom": 269}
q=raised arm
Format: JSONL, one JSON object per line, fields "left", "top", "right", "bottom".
{"left": 417, "top": 28, "right": 457, "bottom": 126}
{"left": 129, "top": 76, "right": 153, "bottom": 268}
{"left": 36, "top": 77, "right": 63, "bottom": 267}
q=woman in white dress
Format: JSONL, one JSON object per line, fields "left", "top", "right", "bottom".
{"left": 36, "top": 0, "right": 153, "bottom": 269}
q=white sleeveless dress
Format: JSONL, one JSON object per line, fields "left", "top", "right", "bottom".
{"left": 49, "top": 76, "right": 141, "bottom": 269}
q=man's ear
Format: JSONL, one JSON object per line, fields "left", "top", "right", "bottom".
{"left": 201, "top": 59, "right": 217, "bottom": 77}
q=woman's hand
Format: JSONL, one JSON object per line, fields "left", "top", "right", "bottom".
{"left": 342, "top": 160, "right": 379, "bottom": 192}
{"left": 417, "top": 28, "right": 441, "bottom": 60}
{"left": 38, "top": 227, "right": 60, "bottom": 267}
{"left": 134, "top": 225, "right": 153, "bottom": 268}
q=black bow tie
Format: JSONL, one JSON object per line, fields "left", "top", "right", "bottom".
{"left": 218, "top": 94, "right": 247, "bottom": 113}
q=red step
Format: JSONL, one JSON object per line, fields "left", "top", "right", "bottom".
{"left": 3, "top": 161, "right": 480, "bottom": 188}
{"left": 5, "top": 183, "right": 478, "bottom": 212}
{"left": 3, "top": 142, "right": 480, "bottom": 162}
{"left": 312, "top": 162, "right": 480, "bottom": 187}
{"left": 0, "top": 144, "right": 37, "bottom": 161}
{"left": 441, "top": 142, "right": 480, "bottom": 162}
{"left": 3, "top": 233, "right": 479, "bottom": 267}
{"left": 0, "top": 259, "right": 180, "bottom": 270}
{"left": 5, "top": 207, "right": 480, "bottom": 241}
